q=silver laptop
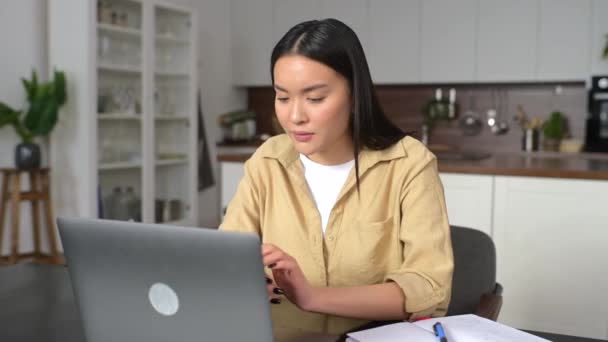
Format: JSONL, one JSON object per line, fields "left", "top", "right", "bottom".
{"left": 57, "top": 217, "right": 274, "bottom": 342}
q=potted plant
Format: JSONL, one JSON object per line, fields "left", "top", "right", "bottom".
{"left": 0, "top": 70, "right": 67, "bottom": 170}
{"left": 542, "top": 111, "right": 567, "bottom": 152}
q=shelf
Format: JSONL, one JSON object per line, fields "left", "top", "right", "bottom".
{"left": 161, "top": 218, "right": 190, "bottom": 227}
{"left": 155, "top": 115, "right": 189, "bottom": 121}
{"left": 155, "top": 70, "right": 189, "bottom": 77}
{"left": 156, "top": 34, "right": 189, "bottom": 44}
{"left": 98, "top": 113, "right": 142, "bottom": 120}
{"left": 98, "top": 63, "right": 142, "bottom": 74}
{"left": 98, "top": 161, "right": 142, "bottom": 171}
{"left": 98, "top": 23, "right": 141, "bottom": 37}
{"left": 156, "top": 158, "right": 188, "bottom": 166}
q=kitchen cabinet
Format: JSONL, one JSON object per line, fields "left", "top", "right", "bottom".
{"left": 476, "top": 0, "right": 538, "bottom": 82}
{"left": 439, "top": 173, "right": 493, "bottom": 237}
{"left": 368, "top": 0, "right": 420, "bottom": 84}
{"left": 49, "top": 0, "right": 199, "bottom": 225}
{"left": 419, "top": 0, "right": 478, "bottom": 83}
{"left": 231, "top": 0, "right": 273, "bottom": 86}
{"left": 272, "top": 0, "right": 321, "bottom": 43}
{"left": 492, "top": 176, "right": 608, "bottom": 340}
{"left": 220, "top": 161, "right": 245, "bottom": 219}
{"left": 536, "top": 0, "right": 592, "bottom": 81}
{"left": 319, "top": 0, "right": 369, "bottom": 51}
{"left": 591, "top": 0, "right": 608, "bottom": 75}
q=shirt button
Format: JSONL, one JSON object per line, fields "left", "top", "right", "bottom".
{"left": 328, "top": 236, "right": 334, "bottom": 241}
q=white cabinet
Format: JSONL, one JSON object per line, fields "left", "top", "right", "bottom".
{"left": 49, "top": 0, "right": 198, "bottom": 226}
{"left": 493, "top": 176, "right": 608, "bottom": 340}
{"left": 537, "top": 0, "right": 592, "bottom": 81}
{"left": 368, "top": 0, "right": 420, "bottom": 84}
{"left": 420, "top": 0, "right": 478, "bottom": 83}
{"left": 231, "top": 0, "right": 273, "bottom": 86}
{"left": 439, "top": 173, "right": 493, "bottom": 237}
{"left": 319, "top": 0, "right": 369, "bottom": 51}
{"left": 272, "top": 0, "right": 321, "bottom": 43}
{"left": 476, "top": 0, "right": 538, "bottom": 82}
{"left": 591, "top": 0, "right": 608, "bottom": 75}
{"left": 220, "top": 161, "right": 245, "bottom": 219}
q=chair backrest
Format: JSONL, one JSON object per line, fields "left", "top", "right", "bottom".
{"left": 447, "top": 225, "right": 497, "bottom": 316}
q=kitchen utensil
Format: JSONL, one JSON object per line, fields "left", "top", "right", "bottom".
{"left": 495, "top": 89, "right": 510, "bottom": 135}
{"left": 458, "top": 92, "right": 483, "bottom": 136}
{"left": 487, "top": 88, "right": 498, "bottom": 130}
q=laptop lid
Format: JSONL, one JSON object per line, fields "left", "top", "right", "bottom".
{"left": 57, "top": 217, "right": 273, "bottom": 342}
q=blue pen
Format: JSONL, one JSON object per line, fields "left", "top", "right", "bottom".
{"left": 433, "top": 322, "right": 448, "bottom": 342}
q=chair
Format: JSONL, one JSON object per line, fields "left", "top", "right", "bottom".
{"left": 447, "top": 225, "right": 503, "bottom": 321}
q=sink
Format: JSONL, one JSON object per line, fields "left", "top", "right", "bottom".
{"left": 435, "top": 151, "right": 492, "bottom": 161}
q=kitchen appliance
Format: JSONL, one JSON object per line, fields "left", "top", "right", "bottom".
{"left": 217, "top": 110, "right": 256, "bottom": 143}
{"left": 585, "top": 75, "right": 608, "bottom": 152}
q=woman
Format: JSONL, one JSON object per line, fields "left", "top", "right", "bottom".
{"left": 220, "top": 18, "right": 453, "bottom": 337}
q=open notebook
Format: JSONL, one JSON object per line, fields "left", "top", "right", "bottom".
{"left": 346, "top": 314, "right": 551, "bottom": 342}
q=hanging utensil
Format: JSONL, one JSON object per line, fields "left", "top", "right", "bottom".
{"left": 494, "top": 89, "right": 510, "bottom": 135}
{"left": 458, "top": 91, "right": 483, "bottom": 136}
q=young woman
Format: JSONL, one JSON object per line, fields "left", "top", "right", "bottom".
{"left": 220, "top": 18, "right": 453, "bottom": 337}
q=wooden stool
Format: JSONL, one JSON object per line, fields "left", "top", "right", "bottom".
{"left": 0, "top": 168, "right": 61, "bottom": 265}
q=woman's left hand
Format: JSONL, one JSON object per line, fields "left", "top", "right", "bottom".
{"left": 262, "top": 243, "right": 315, "bottom": 311}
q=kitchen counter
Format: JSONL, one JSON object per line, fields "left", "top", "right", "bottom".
{"left": 217, "top": 148, "right": 608, "bottom": 181}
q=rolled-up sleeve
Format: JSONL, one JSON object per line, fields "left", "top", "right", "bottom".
{"left": 218, "top": 159, "right": 262, "bottom": 236}
{"left": 384, "top": 155, "right": 454, "bottom": 320}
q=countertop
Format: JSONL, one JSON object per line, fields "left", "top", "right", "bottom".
{"left": 217, "top": 146, "right": 608, "bottom": 181}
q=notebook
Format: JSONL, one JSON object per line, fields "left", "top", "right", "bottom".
{"left": 346, "top": 314, "right": 550, "bottom": 342}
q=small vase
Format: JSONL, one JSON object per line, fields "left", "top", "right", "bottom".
{"left": 15, "top": 143, "right": 41, "bottom": 170}
{"left": 521, "top": 129, "right": 539, "bottom": 152}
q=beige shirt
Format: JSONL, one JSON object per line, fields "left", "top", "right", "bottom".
{"left": 219, "top": 134, "right": 454, "bottom": 336}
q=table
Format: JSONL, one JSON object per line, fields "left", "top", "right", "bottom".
{"left": 0, "top": 263, "right": 605, "bottom": 342}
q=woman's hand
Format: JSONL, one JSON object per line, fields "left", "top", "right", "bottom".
{"left": 262, "top": 243, "right": 315, "bottom": 310}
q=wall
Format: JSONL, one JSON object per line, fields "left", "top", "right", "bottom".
{"left": 0, "top": 0, "right": 49, "bottom": 256}
{"left": 248, "top": 82, "right": 587, "bottom": 154}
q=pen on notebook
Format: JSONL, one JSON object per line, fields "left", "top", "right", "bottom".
{"left": 433, "top": 322, "right": 448, "bottom": 342}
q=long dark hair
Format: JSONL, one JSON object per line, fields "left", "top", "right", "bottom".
{"left": 270, "top": 18, "right": 406, "bottom": 190}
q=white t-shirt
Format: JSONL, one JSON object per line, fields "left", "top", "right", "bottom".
{"left": 299, "top": 154, "right": 355, "bottom": 234}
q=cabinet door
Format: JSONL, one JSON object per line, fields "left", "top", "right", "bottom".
{"left": 273, "top": 0, "right": 321, "bottom": 43}
{"left": 231, "top": 0, "right": 273, "bottom": 86}
{"left": 319, "top": 0, "right": 369, "bottom": 51}
{"left": 420, "top": 0, "right": 478, "bottom": 83}
{"left": 476, "top": 0, "right": 537, "bottom": 82}
{"left": 537, "top": 0, "right": 592, "bottom": 81}
{"left": 493, "top": 176, "right": 608, "bottom": 340}
{"left": 438, "top": 173, "right": 493, "bottom": 237}
{"left": 220, "top": 161, "right": 245, "bottom": 219}
{"left": 368, "top": 0, "right": 420, "bottom": 84}
{"left": 591, "top": 0, "right": 608, "bottom": 75}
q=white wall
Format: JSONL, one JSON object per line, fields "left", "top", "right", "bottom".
{"left": 0, "top": 0, "right": 49, "bottom": 256}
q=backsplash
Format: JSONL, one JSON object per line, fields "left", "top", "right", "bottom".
{"left": 248, "top": 82, "right": 586, "bottom": 153}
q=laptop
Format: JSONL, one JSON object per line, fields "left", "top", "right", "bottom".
{"left": 57, "top": 217, "right": 274, "bottom": 342}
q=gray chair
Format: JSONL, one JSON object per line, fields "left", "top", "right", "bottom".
{"left": 447, "top": 225, "right": 503, "bottom": 321}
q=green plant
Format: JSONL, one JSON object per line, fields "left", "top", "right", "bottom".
{"left": 0, "top": 69, "right": 67, "bottom": 143}
{"left": 604, "top": 34, "right": 608, "bottom": 59}
{"left": 542, "top": 111, "right": 566, "bottom": 140}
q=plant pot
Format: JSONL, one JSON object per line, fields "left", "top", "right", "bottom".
{"left": 15, "top": 143, "right": 41, "bottom": 170}
{"left": 542, "top": 138, "right": 561, "bottom": 152}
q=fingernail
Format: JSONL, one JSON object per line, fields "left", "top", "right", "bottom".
{"left": 270, "top": 298, "right": 281, "bottom": 304}
{"left": 273, "top": 288, "right": 285, "bottom": 295}
{"left": 266, "top": 277, "right": 272, "bottom": 284}
{"left": 267, "top": 263, "right": 276, "bottom": 269}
